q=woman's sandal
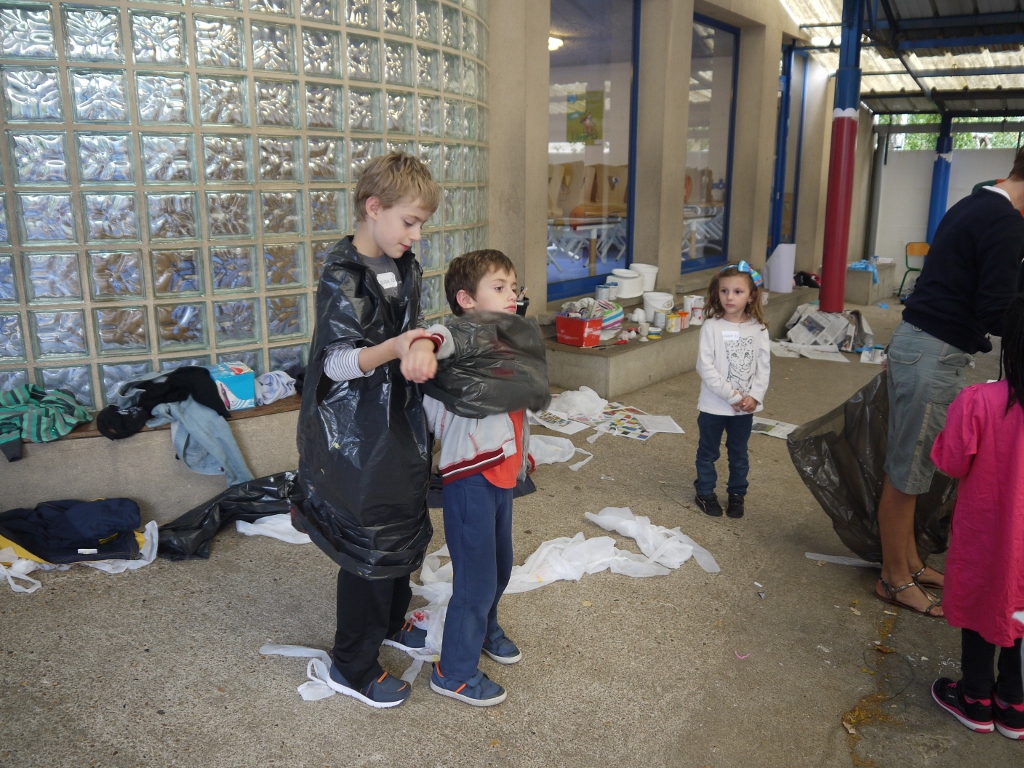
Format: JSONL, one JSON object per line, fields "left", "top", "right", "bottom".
{"left": 912, "top": 565, "right": 944, "bottom": 590}
{"left": 875, "top": 577, "right": 943, "bottom": 617}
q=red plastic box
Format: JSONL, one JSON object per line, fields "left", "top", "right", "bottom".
{"left": 555, "top": 315, "right": 602, "bottom": 348}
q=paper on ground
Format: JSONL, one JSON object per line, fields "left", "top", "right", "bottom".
{"left": 262, "top": 508, "right": 720, "bottom": 700}
{"left": 237, "top": 514, "right": 312, "bottom": 544}
{"left": 805, "top": 552, "right": 880, "bottom": 568}
{"left": 528, "top": 409, "right": 590, "bottom": 435}
{"left": 860, "top": 348, "right": 887, "bottom": 365}
{"left": 0, "top": 520, "right": 160, "bottom": 593}
{"left": 752, "top": 417, "right": 798, "bottom": 440}
{"left": 258, "top": 643, "right": 432, "bottom": 701}
{"left": 787, "top": 309, "right": 851, "bottom": 347}
{"left": 635, "top": 415, "right": 684, "bottom": 434}
{"left": 797, "top": 345, "right": 850, "bottom": 363}
{"left": 770, "top": 341, "right": 801, "bottom": 358}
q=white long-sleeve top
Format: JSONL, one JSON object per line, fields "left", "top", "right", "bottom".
{"left": 695, "top": 316, "right": 770, "bottom": 416}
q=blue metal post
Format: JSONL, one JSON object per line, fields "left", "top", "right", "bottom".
{"left": 926, "top": 114, "right": 954, "bottom": 242}
{"left": 768, "top": 45, "right": 794, "bottom": 256}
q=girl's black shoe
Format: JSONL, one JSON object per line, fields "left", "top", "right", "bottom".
{"left": 726, "top": 494, "right": 745, "bottom": 518}
{"left": 694, "top": 494, "right": 723, "bottom": 517}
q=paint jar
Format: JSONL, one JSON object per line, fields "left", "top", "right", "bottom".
{"left": 606, "top": 281, "right": 619, "bottom": 300}
{"left": 596, "top": 285, "right": 610, "bottom": 301}
{"left": 666, "top": 312, "right": 681, "bottom": 333}
{"left": 653, "top": 309, "right": 668, "bottom": 328}
{"left": 678, "top": 311, "right": 690, "bottom": 329}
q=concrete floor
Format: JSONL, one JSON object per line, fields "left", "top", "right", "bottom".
{"left": 2, "top": 302, "right": 1018, "bottom": 768}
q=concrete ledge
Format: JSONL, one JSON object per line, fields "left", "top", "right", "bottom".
{"left": 545, "top": 286, "right": 816, "bottom": 399}
{"left": 844, "top": 262, "right": 896, "bottom": 305}
{"left": 2, "top": 409, "right": 299, "bottom": 525}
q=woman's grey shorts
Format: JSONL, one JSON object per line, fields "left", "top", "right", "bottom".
{"left": 884, "top": 322, "right": 973, "bottom": 495}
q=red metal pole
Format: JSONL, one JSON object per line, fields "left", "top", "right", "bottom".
{"left": 819, "top": 112, "right": 859, "bottom": 312}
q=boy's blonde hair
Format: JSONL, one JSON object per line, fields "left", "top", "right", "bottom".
{"left": 353, "top": 152, "right": 439, "bottom": 221}
{"left": 704, "top": 265, "right": 767, "bottom": 326}
{"left": 445, "top": 249, "right": 517, "bottom": 315}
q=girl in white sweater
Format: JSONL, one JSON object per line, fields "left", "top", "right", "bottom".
{"left": 693, "top": 263, "right": 771, "bottom": 519}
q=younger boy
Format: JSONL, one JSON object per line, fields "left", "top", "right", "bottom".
{"left": 295, "top": 152, "right": 442, "bottom": 708}
{"left": 422, "top": 250, "right": 536, "bottom": 707}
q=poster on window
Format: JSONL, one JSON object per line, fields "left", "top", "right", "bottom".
{"left": 566, "top": 90, "right": 604, "bottom": 145}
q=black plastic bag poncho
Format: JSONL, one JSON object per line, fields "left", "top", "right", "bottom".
{"left": 295, "top": 237, "right": 433, "bottom": 579}
{"left": 786, "top": 372, "right": 956, "bottom": 561}
{"left": 422, "top": 312, "right": 551, "bottom": 418}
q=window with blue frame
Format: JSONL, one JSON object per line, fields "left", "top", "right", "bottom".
{"left": 683, "top": 17, "right": 738, "bottom": 273}
{"left": 546, "top": 0, "right": 638, "bottom": 300}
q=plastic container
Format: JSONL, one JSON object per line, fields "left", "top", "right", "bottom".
{"left": 630, "top": 263, "right": 659, "bottom": 292}
{"left": 642, "top": 291, "right": 674, "bottom": 323}
{"left": 606, "top": 281, "right": 619, "bottom": 300}
{"left": 611, "top": 268, "right": 643, "bottom": 299}
{"left": 678, "top": 311, "right": 690, "bottom": 329}
{"left": 555, "top": 315, "right": 602, "bottom": 347}
{"left": 666, "top": 313, "right": 681, "bottom": 333}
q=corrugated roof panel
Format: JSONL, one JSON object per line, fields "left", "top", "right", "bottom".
{"left": 786, "top": 0, "right": 1024, "bottom": 112}
{"left": 861, "top": 73, "right": 921, "bottom": 91}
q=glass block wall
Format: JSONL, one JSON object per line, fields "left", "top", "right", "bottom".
{"left": 0, "top": 0, "right": 489, "bottom": 407}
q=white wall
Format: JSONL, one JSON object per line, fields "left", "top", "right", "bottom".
{"left": 873, "top": 147, "right": 1018, "bottom": 262}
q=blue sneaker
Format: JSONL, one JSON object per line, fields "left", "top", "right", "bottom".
{"left": 326, "top": 664, "right": 410, "bottom": 708}
{"left": 482, "top": 630, "right": 522, "bottom": 664}
{"left": 430, "top": 663, "right": 506, "bottom": 707}
{"left": 382, "top": 621, "right": 427, "bottom": 653}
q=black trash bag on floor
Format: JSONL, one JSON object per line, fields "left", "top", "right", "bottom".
{"left": 786, "top": 373, "right": 956, "bottom": 562}
{"left": 158, "top": 471, "right": 303, "bottom": 560}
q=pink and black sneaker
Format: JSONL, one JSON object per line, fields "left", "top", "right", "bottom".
{"left": 994, "top": 693, "right": 1024, "bottom": 740}
{"left": 931, "top": 678, "right": 994, "bottom": 733}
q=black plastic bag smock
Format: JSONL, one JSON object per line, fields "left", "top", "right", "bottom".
{"left": 422, "top": 312, "right": 551, "bottom": 418}
{"left": 295, "top": 237, "right": 432, "bottom": 579}
{"left": 786, "top": 372, "right": 956, "bottom": 562}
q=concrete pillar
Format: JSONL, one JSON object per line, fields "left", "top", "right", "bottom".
{"left": 729, "top": 23, "right": 784, "bottom": 270}
{"left": 632, "top": 0, "right": 695, "bottom": 290}
{"left": 486, "top": 0, "right": 550, "bottom": 309}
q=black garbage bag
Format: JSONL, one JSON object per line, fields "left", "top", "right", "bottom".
{"left": 158, "top": 471, "right": 303, "bottom": 560}
{"left": 786, "top": 373, "right": 957, "bottom": 562}
{"left": 422, "top": 312, "right": 551, "bottom": 418}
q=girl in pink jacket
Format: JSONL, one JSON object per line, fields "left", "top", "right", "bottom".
{"left": 930, "top": 294, "right": 1024, "bottom": 740}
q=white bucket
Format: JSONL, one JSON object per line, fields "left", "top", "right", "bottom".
{"left": 642, "top": 291, "right": 675, "bottom": 323}
{"left": 611, "top": 268, "right": 643, "bottom": 299}
{"left": 630, "top": 263, "right": 659, "bottom": 292}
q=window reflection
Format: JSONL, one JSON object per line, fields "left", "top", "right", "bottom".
{"left": 547, "top": 0, "right": 634, "bottom": 288}
{"left": 683, "top": 20, "right": 736, "bottom": 271}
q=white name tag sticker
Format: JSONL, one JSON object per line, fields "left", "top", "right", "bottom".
{"left": 722, "top": 331, "right": 740, "bottom": 341}
{"left": 376, "top": 272, "right": 398, "bottom": 290}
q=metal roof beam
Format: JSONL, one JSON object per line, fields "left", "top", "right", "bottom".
{"left": 874, "top": 12, "right": 1024, "bottom": 32}
{"left": 874, "top": 120, "right": 1024, "bottom": 135}
{"left": 861, "top": 65, "right": 1024, "bottom": 77}
{"left": 897, "top": 33, "right": 1024, "bottom": 50}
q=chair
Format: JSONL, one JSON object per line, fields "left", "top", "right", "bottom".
{"left": 900, "top": 241, "right": 928, "bottom": 296}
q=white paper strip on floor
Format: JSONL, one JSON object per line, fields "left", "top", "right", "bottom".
{"left": 804, "top": 552, "right": 880, "bottom": 568}
{"left": 237, "top": 514, "right": 312, "bottom": 544}
{"left": 263, "top": 508, "right": 718, "bottom": 700}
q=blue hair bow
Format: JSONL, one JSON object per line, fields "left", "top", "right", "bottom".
{"left": 722, "top": 260, "right": 763, "bottom": 287}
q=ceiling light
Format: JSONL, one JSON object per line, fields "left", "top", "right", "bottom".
{"left": 810, "top": 36, "right": 831, "bottom": 47}
{"left": 548, "top": 36, "right": 564, "bottom": 51}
